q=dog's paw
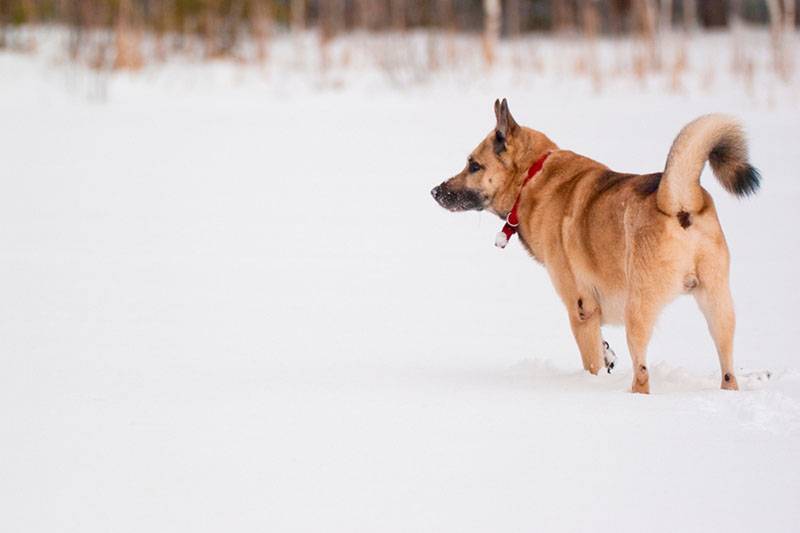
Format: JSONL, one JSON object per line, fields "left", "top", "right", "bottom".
{"left": 603, "top": 340, "right": 617, "bottom": 374}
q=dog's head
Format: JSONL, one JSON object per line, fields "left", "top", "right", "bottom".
{"left": 431, "top": 98, "right": 555, "bottom": 216}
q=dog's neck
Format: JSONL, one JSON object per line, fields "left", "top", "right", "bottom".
{"left": 492, "top": 129, "right": 558, "bottom": 218}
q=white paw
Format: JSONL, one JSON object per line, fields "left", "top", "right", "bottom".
{"left": 602, "top": 340, "right": 617, "bottom": 374}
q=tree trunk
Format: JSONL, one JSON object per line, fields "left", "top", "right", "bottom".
{"left": 483, "top": 0, "right": 501, "bottom": 65}
{"left": 660, "top": 0, "right": 673, "bottom": 33}
{"left": 581, "top": 0, "right": 601, "bottom": 89}
{"left": 784, "top": 0, "right": 796, "bottom": 33}
{"left": 636, "top": 0, "right": 658, "bottom": 66}
{"left": 390, "top": 0, "right": 406, "bottom": 31}
{"left": 291, "top": 0, "right": 305, "bottom": 33}
{"left": 251, "top": 0, "right": 272, "bottom": 64}
{"left": 114, "top": 0, "right": 144, "bottom": 70}
{"left": 766, "top": 0, "right": 782, "bottom": 70}
{"left": 0, "top": 2, "right": 6, "bottom": 49}
{"left": 507, "top": 0, "right": 521, "bottom": 36}
{"left": 729, "top": 0, "right": 744, "bottom": 72}
{"left": 682, "top": 0, "right": 697, "bottom": 33}
{"left": 553, "top": 0, "right": 576, "bottom": 33}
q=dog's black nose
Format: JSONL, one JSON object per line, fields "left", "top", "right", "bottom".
{"left": 431, "top": 185, "right": 441, "bottom": 199}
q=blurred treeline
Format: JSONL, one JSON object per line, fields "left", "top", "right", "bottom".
{"left": 0, "top": 0, "right": 793, "bottom": 36}
{"left": 0, "top": 0, "right": 796, "bottom": 71}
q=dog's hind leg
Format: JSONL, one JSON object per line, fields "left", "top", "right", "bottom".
{"left": 624, "top": 283, "right": 670, "bottom": 394}
{"left": 624, "top": 308, "right": 654, "bottom": 394}
{"left": 569, "top": 309, "right": 604, "bottom": 375}
{"left": 547, "top": 257, "right": 605, "bottom": 373}
{"left": 694, "top": 255, "right": 739, "bottom": 391}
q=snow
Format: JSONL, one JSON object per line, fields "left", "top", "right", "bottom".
{"left": 1, "top": 28, "right": 800, "bottom": 532}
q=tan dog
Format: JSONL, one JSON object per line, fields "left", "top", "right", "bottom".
{"left": 431, "top": 99, "right": 760, "bottom": 393}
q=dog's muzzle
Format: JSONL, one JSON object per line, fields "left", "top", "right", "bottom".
{"left": 431, "top": 183, "right": 485, "bottom": 212}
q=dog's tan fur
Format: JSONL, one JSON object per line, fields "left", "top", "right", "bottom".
{"left": 431, "top": 100, "right": 761, "bottom": 393}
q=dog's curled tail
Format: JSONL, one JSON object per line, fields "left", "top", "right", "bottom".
{"left": 656, "top": 114, "right": 761, "bottom": 215}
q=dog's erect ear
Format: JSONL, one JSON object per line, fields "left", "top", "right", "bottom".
{"left": 493, "top": 98, "right": 518, "bottom": 154}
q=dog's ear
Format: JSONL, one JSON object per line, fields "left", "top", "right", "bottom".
{"left": 493, "top": 98, "right": 518, "bottom": 154}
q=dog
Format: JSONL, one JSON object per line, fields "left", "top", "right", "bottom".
{"left": 431, "top": 99, "right": 760, "bottom": 393}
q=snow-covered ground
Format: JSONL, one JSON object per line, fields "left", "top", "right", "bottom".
{"left": 1, "top": 29, "right": 800, "bottom": 532}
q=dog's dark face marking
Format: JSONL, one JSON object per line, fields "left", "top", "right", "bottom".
{"left": 431, "top": 154, "right": 492, "bottom": 211}
{"left": 431, "top": 99, "right": 518, "bottom": 214}
{"left": 431, "top": 145, "right": 509, "bottom": 212}
{"left": 430, "top": 181, "right": 487, "bottom": 211}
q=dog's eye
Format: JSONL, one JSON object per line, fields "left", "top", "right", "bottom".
{"left": 469, "top": 161, "right": 481, "bottom": 173}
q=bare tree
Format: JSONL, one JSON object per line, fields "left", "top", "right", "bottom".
{"left": 319, "top": 0, "right": 346, "bottom": 75}
{"left": 633, "top": 0, "right": 658, "bottom": 68}
{"left": 114, "top": 0, "right": 143, "bottom": 70}
{"left": 784, "top": 0, "right": 797, "bottom": 34}
{"left": 780, "top": 0, "right": 795, "bottom": 78}
{"left": 766, "top": 0, "right": 793, "bottom": 78}
{"left": 391, "top": 0, "right": 407, "bottom": 31}
{"left": 729, "top": 0, "right": 744, "bottom": 72}
{"left": 0, "top": 3, "right": 6, "bottom": 49}
{"left": 291, "top": 0, "right": 305, "bottom": 33}
{"left": 483, "top": 0, "right": 501, "bottom": 65}
{"left": 507, "top": 0, "right": 521, "bottom": 37}
{"left": 553, "top": 0, "right": 576, "bottom": 33}
{"left": 290, "top": 0, "right": 306, "bottom": 67}
{"left": 660, "top": 0, "right": 673, "bottom": 33}
{"left": 682, "top": 0, "right": 697, "bottom": 33}
{"left": 580, "top": 0, "right": 601, "bottom": 89}
{"left": 251, "top": 0, "right": 273, "bottom": 64}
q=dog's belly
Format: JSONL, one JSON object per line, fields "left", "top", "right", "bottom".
{"left": 596, "top": 291, "right": 626, "bottom": 325}
{"left": 574, "top": 268, "right": 626, "bottom": 325}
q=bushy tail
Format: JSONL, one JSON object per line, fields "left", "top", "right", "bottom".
{"left": 656, "top": 114, "right": 761, "bottom": 215}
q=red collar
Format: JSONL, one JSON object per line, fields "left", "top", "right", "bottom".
{"left": 495, "top": 151, "right": 551, "bottom": 248}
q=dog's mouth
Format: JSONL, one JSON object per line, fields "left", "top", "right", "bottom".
{"left": 431, "top": 184, "right": 486, "bottom": 212}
